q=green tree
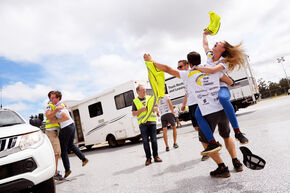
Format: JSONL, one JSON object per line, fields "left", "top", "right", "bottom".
{"left": 268, "top": 81, "right": 280, "bottom": 90}
{"left": 257, "top": 78, "right": 268, "bottom": 92}
{"left": 279, "top": 78, "right": 290, "bottom": 89}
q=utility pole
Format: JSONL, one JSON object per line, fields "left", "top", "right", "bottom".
{"left": 277, "top": 56, "right": 290, "bottom": 93}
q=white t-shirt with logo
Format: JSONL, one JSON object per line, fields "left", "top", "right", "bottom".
{"left": 178, "top": 70, "right": 197, "bottom": 106}
{"left": 179, "top": 70, "right": 223, "bottom": 116}
{"left": 158, "top": 95, "right": 172, "bottom": 117}
{"left": 55, "top": 102, "right": 74, "bottom": 128}
{"left": 206, "top": 51, "right": 228, "bottom": 87}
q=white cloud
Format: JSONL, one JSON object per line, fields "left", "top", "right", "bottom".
{"left": 4, "top": 102, "right": 30, "bottom": 112}
{"left": 1, "top": 0, "right": 290, "bottom": 118}
{"left": 2, "top": 82, "right": 52, "bottom": 102}
{"left": 89, "top": 54, "right": 148, "bottom": 88}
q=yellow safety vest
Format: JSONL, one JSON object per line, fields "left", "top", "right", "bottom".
{"left": 133, "top": 96, "right": 157, "bottom": 125}
{"left": 143, "top": 60, "right": 165, "bottom": 124}
{"left": 204, "top": 11, "right": 221, "bottom": 35}
{"left": 45, "top": 103, "right": 60, "bottom": 129}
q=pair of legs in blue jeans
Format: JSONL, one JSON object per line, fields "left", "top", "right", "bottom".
{"left": 139, "top": 123, "right": 158, "bottom": 158}
{"left": 59, "top": 123, "right": 87, "bottom": 172}
{"left": 195, "top": 87, "right": 240, "bottom": 142}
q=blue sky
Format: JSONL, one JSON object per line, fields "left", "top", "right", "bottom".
{"left": 0, "top": 57, "right": 44, "bottom": 86}
{"left": 1, "top": 0, "right": 290, "bottom": 120}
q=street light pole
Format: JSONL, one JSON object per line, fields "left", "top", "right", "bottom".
{"left": 277, "top": 56, "right": 290, "bottom": 93}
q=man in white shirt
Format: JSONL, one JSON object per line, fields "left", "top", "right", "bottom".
{"left": 178, "top": 60, "right": 199, "bottom": 132}
{"left": 143, "top": 52, "right": 243, "bottom": 178}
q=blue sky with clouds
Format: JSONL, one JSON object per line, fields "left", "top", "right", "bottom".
{"left": 1, "top": 0, "right": 290, "bottom": 120}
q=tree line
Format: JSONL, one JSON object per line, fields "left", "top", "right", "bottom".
{"left": 258, "top": 78, "right": 290, "bottom": 98}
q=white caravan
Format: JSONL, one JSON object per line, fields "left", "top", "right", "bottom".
{"left": 165, "top": 56, "right": 259, "bottom": 121}
{"left": 66, "top": 80, "right": 160, "bottom": 149}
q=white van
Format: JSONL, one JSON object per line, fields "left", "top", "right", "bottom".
{"left": 66, "top": 80, "right": 161, "bottom": 149}
{"left": 0, "top": 108, "right": 55, "bottom": 193}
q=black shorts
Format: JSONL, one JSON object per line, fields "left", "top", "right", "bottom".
{"left": 198, "top": 110, "right": 230, "bottom": 143}
{"left": 161, "top": 113, "right": 176, "bottom": 128}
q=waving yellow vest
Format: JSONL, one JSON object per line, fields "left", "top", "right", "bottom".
{"left": 133, "top": 96, "right": 157, "bottom": 125}
{"left": 142, "top": 60, "right": 165, "bottom": 124}
{"left": 204, "top": 11, "right": 221, "bottom": 35}
{"left": 45, "top": 103, "right": 60, "bottom": 129}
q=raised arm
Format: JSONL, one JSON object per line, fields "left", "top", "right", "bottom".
{"left": 195, "top": 63, "right": 225, "bottom": 74}
{"left": 143, "top": 54, "right": 181, "bottom": 78}
{"left": 203, "top": 30, "right": 211, "bottom": 53}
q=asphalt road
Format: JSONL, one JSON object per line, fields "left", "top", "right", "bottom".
{"left": 56, "top": 95, "right": 290, "bottom": 193}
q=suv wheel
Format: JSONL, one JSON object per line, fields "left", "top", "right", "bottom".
{"left": 31, "top": 177, "right": 55, "bottom": 193}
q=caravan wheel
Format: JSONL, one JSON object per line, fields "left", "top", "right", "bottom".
{"left": 117, "top": 139, "right": 126, "bottom": 145}
{"left": 85, "top": 145, "right": 93, "bottom": 150}
{"left": 107, "top": 135, "right": 118, "bottom": 147}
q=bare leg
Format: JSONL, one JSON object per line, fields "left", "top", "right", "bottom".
{"left": 201, "top": 142, "right": 207, "bottom": 149}
{"left": 223, "top": 137, "right": 237, "bottom": 158}
{"left": 162, "top": 127, "right": 168, "bottom": 147}
{"left": 55, "top": 154, "right": 59, "bottom": 174}
{"left": 177, "top": 119, "right": 181, "bottom": 127}
{"left": 209, "top": 151, "right": 224, "bottom": 164}
{"left": 172, "top": 126, "right": 177, "bottom": 144}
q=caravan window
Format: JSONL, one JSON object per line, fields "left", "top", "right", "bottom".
{"left": 88, "top": 102, "right": 103, "bottom": 118}
{"left": 115, "top": 90, "right": 134, "bottom": 110}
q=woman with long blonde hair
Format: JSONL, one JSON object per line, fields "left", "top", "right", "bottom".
{"left": 194, "top": 30, "right": 249, "bottom": 145}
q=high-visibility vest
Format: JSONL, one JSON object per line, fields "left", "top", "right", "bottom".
{"left": 45, "top": 103, "right": 60, "bottom": 129}
{"left": 144, "top": 60, "right": 165, "bottom": 124}
{"left": 133, "top": 95, "right": 157, "bottom": 125}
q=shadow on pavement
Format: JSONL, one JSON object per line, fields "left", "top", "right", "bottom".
{"left": 153, "top": 159, "right": 200, "bottom": 177}
{"left": 112, "top": 165, "right": 145, "bottom": 176}
{"left": 164, "top": 176, "right": 263, "bottom": 193}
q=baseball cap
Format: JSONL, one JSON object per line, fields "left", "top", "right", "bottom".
{"left": 239, "top": 146, "right": 266, "bottom": 170}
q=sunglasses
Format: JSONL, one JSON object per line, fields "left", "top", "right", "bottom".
{"left": 177, "top": 65, "right": 183, "bottom": 69}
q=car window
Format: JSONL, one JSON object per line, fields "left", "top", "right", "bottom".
{"left": 0, "top": 111, "right": 25, "bottom": 127}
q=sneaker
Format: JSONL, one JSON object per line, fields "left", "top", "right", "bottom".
{"left": 173, "top": 143, "right": 179, "bottom": 149}
{"left": 145, "top": 158, "right": 151, "bottom": 166}
{"left": 166, "top": 147, "right": 170, "bottom": 151}
{"left": 201, "top": 155, "right": 210, "bottom": 161}
{"left": 201, "top": 142, "right": 222, "bottom": 156}
{"left": 154, "top": 157, "right": 162, "bottom": 162}
{"left": 210, "top": 166, "right": 230, "bottom": 178}
{"left": 82, "top": 158, "right": 89, "bottom": 167}
{"left": 233, "top": 159, "right": 243, "bottom": 172}
{"left": 64, "top": 170, "right": 72, "bottom": 178}
{"left": 53, "top": 172, "right": 64, "bottom": 181}
{"left": 235, "top": 132, "right": 249, "bottom": 144}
